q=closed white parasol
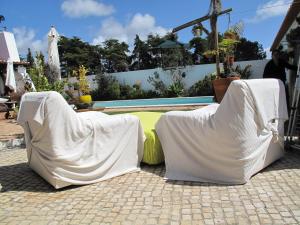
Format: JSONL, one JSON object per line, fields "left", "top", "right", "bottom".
{"left": 48, "top": 26, "right": 61, "bottom": 81}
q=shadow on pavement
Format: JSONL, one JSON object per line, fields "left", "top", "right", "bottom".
{"left": 141, "top": 148, "right": 300, "bottom": 187}
{"left": 261, "top": 148, "right": 300, "bottom": 173}
{"left": 0, "top": 163, "right": 77, "bottom": 193}
{"left": 1, "top": 149, "right": 299, "bottom": 192}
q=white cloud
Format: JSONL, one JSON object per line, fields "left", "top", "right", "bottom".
{"left": 248, "top": 0, "right": 290, "bottom": 23}
{"left": 92, "top": 13, "right": 169, "bottom": 47}
{"left": 12, "top": 27, "right": 47, "bottom": 57}
{"left": 264, "top": 47, "right": 272, "bottom": 59}
{"left": 61, "top": 0, "right": 115, "bottom": 18}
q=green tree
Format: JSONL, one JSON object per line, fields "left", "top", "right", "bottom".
{"left": 146, "top": 34, "right": 164, "bottom": 68}
{"left": 130, "top": 35, "right": 153, "bottom": 70}
{"left": 26, "top": 48, "right": 34, "bottom": 67}
{"left": 92, "top": 72, "right": 121, "bottom": 100}
{"left": 147, "top": 33, "right": 192, "bottom": 69}
{"left": 28, "top": 53, "right": 65, "bottom": 93}
{"left": 101, "top": 39, "right": 129, "bottom": 73}
{"left": 189, "top": 37, "right": 209, "bottom": 64}
{"left": 36, "top": 51, "right": 45, "bottom": 65}
{"left": 234, "top": 38, "right": 266, "bottom": 61}
{"left": 160, "top": 33, "right": 192, "bottom": 68}
{"left": 58, "top": 36, "right": 102, "bottom": 76}
{"left": 0, "top": 15, "right": 5, "bottom": 24}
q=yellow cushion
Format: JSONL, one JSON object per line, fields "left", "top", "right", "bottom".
{"left": 129, "top": 112, "right": 164, "bottom": 165}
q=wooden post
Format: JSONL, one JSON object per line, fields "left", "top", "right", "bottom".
{"left": 211, "top": 0, "right": 221, "bottom": 77}
{"left": 171, "top": 0, "right": 231, "bottom": 78}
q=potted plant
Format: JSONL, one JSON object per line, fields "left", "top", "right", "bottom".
{"left": 210, "top": 22, "right": 244, "bottom": 103}
{"left": 72, "top": 65, "right": 93, "bottom": 109}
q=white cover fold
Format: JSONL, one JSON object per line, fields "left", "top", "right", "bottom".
{"left": 5, "top": 58, "right": 16, "bottom": 92}
{"left": 18, "top": 91, "right": 144, "bottom": 189}
{"left": 156, "top": 79, "right": 287, "bottom": 184}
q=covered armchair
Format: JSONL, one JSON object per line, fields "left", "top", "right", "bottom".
{"left": 156, "top": 79, "right": 288, "bottom": 184}
{"left": 17, "top": 91, "right": 144, "bottom": 189}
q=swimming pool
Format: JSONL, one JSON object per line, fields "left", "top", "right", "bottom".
{"left": 94, "top": 96, "right": 215, "bottom": 108}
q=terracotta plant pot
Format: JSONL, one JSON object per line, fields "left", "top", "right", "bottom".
{"left": 212, "top": 77, "right": 240, "bottom": 103}
{"left": 79, "top": 95, "right": 92, "bottom": 104}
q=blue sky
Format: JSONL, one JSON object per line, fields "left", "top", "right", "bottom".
{"left": 1, "top": 0, "right": 293, "bottom": 58}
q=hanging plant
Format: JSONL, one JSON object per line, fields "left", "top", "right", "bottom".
{"left": 192, "top": 25, "right": 203, "bottom": 37}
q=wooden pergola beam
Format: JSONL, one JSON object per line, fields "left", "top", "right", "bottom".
{"left": 172, "top": 8, "right": 232, "bottom": 33}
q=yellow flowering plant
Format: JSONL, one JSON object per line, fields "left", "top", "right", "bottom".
{"left": 73, "top": 65, "right": 90, "bottom": 95}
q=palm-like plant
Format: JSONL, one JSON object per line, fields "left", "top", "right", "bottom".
{"left": 224, "top": 21, "right": 244, "bottom": 40}
{"left": 0, "top": 15, "right": 5, "bottom": 24}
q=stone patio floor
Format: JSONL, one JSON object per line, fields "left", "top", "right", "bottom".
{"left": 0, "top": 147, "right": 300, "bottom": 225}
{"left": 1, "top": 107, "right": 300, "bottom": 225}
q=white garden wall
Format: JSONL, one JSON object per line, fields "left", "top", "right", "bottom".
{"left": 69, "top": 59, "right": 269, "bottom": 91}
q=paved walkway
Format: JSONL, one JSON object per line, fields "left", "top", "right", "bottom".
{"left": 0, "top": 148, "right": 300, "bottom": 225}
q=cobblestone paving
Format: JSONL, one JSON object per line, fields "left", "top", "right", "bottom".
{"left": 0, "top": 148, "right": 300, "bottom": 225}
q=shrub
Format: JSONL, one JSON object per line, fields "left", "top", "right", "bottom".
{"left": 231, "top": 64, "right": 252, "bottom": 79}
{"left": 167, "top": 81, "right": 185, "bottom": 97}
{"left": 28, "top": 53, "right": 66, "bottom": 94}
{"left": 143, "top": 90, "right": 160, "bottom": 98}
{"left": 92, "top": 72, "right": 121, "bottom": 100}
{"left": 147, "top": 69, "right": 186, "bottom": 97}
{"left": 107, "top": 81, "right": 121, "bottom": 99}
{"left": 119, "top": 84, "right": 133, "bottom": 99}
{"left": 147, "top": 72, "right": 167, "bottom": 96}
{"left": 119, "top": 83, "right": 160, "bottom": 99}
{"left": 188, "top": 73, "right": 216, "bottom": 96}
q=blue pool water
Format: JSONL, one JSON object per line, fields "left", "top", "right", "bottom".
{"left": 94, "top": 96, "right": 214, "bottom": 108}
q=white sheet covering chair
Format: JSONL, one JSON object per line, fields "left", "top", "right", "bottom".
{"left": 17, "top": 91, "right": 144, "bottom": 189}
{"left": 156, "top": 79, "right": 288, "bottom": 184}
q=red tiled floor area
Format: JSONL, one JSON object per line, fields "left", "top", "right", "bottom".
{"left": 0, "top": 112, "right": 24, "bottom": 141}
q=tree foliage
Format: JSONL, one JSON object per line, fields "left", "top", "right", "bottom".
{"left": 26, "top": 48, "right": 34, "bottom": 67}
{"left": 28, "top": 53, "right": 65, "bottom": 93}
{"left": 188, "top": 73, "right": 217, "bottom": 96}
{"left": 148, "top": 69, "right": 187, "bottom": 97}
{"left": 0, "top": 15, "right": 5, "bottom": 23}
{"left": 57, "top": 31, "right": 266, "bottom": 77}
{"left": 189, "top": 37, "right": 209, "bottom": 64}
{"left": 58, "top": 36, "right": 102, "bottom": 76}
{"left": 130, "top": 35, "right": 153, "bottom": 70}
{"left": 234, "top": 38, "right": 266, "bottom": 61}
{"left": 101, "top": 39, "right": 129, "bottom": 73}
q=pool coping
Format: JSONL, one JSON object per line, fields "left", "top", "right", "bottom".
{"left": 94, "top": 96, "right": 215, "bottom": 108}
{"left": 102, "top": 104, "right": 207, "bottom": 112}
{"left": 102, "top": 102, "right": 214, "bottom": 109}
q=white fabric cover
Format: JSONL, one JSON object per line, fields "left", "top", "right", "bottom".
{"left": 5, "top": 58, "right": 16, "bottom": 92}
{"left": 0, "top": 31, "right": 20, "bottom": 62}
{"left": 17, "top": 91, "right": 144, "bottom": 189}
{"left": 156, "top": 79, "right": 288, "bottom": 184}
{"left": 0, "top": 98, "right": 8, "bottom": 103}
{"left": 17, "top": 66, "right": 36, "bottom": 92}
